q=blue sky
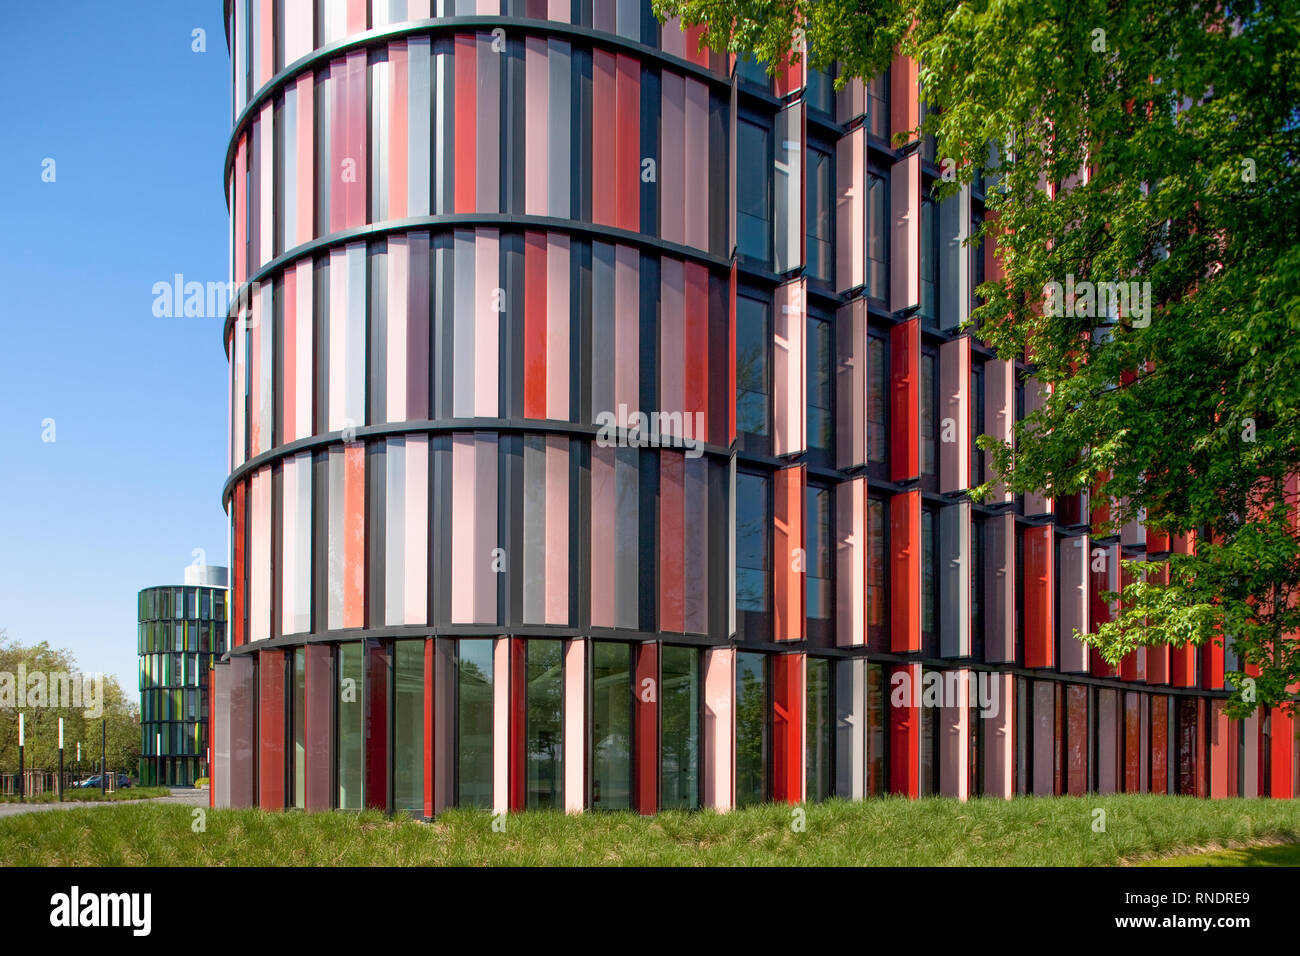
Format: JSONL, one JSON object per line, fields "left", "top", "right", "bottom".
{"left": 0, "top": 2, "right": 231, "bottom": 692}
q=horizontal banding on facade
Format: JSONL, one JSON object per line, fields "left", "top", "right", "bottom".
{"left": 215, "top": 0, "right": 1295, "bottom": 815}
{"left": 222, "top": 12, "right": 730, "bottom": 186}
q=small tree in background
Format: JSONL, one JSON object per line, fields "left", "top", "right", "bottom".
{"left": 0, "top": 628, "right": 142, "bottom": 773}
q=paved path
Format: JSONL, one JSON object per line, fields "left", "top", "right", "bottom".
{"left": 0, "top": 788, "right": 207, "bottom": 819}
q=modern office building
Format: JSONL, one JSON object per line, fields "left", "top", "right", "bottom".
{"left": 212, "top": 0, "right": 1297, "bottom": 814}
{"left": 138, "top": 565, "right": 229, "bottom": 786}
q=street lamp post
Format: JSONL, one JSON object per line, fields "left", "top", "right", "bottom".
{"left": 58, "top": 718, "right": 64, "bottom": 802}
{"left": 17, "top": 713, "right": 24, "bottom": 803}
{"left": 100, "top": 719, "right": 106, "bottom": 795}
{"left": 156, "top": 732, "right": 161, "bottom": 788}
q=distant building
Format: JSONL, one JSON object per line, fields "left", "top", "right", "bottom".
{"left": 138, "top": 566, "right": 228, "bottom": 786}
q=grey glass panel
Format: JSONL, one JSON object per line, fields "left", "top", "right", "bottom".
{"left": 591, "top": 641, "right": 632, "bottom": 810}
{"left": 736, "top": 119, "right": 772, "bottom": 265}
{"left": 806, "top": 66, "right": 833, "bottom": 115}
{"left": 736, "top": 54, "right": 769, "bottom": 90}
{"left": 867, "top": 172, "right": 889, "bottom": 300}
{"left": 806, "top": 315, "right": 832, "bottom": 455}
{"left": 867, "top": 335, "right": 887, "bottom": 463}
{"left": 920, "top": 196, "right": 938, "bottom": 324}
{"left": 806, "top": 657, "right": 833, "bottom": 800}
{"left": 526, "top": 639, "right": 563, "bottom": 809}
{"left": 661, "top": 645, "right": 699, "bottom": 809}
{"left": 736, "top": 294, "right": 770, "bottom": 437}
{"left": 806, "top": 482, "right": 832, "bottom": 619}
{"left": 735, "top": 651, "right": 768, "bottom": 806}
{"left": 920, "top": 352, "right": 937, "bottom": 476}
{"left": 337, "top": 642, "right": 364, "bottom": 809}
{"left": 457, "top": 639, "right": 494, "bottom": 808}
{"left": 736, "top": 472, "right": 770, "bottom": 613}
{"left": 393, "top": 640, "right": 424, "bottom": 812}
{"left": 522, "top": 435, "right": 546, "bottom": 624}
{"left": 806, "top": 147, "right": 832, "bottom": 282}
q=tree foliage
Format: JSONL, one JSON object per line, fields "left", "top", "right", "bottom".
{"left": 0, "top": 628, "right": 141, "bottom": 773}
{"left": 655, "top": 0, "right": 1300, "bottom": 716}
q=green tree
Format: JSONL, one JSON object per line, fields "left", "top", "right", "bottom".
{"left": 655, "top": 0, "right": 1300, "bottom": 716}
{"left": 0, "top": 628, "right": 141, "bottom": 773}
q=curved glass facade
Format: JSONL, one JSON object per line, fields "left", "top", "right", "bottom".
{"left": 213, "top": 0, "right": 1298, "bottom": 813}
{"left": 138, "top": 583, "right": 228, "bottom": 786}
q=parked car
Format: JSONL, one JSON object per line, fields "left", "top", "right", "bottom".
{"left": 73, "top": 773, "right": 132, "bottom": 789}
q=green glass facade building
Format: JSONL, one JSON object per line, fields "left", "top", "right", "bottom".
{"left": 138, "top": 566, "right": 228, "bottom": 786}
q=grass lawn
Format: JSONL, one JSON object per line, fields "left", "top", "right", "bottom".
{"left": 0, "top": 787, "right": 170, "bottom": 804}
{"left": 1, "top": 794, "right": 1298, "bottom": 866}
{"left": 1143, "top": 842, "right": 1300, "bottom": 867}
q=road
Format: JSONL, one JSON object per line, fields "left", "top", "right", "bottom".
{"left": 0, "top": 788, "right": 207, "bottom": 819}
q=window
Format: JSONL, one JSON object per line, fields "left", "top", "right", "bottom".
{"left": 920, "top": 669, "right": 940, "bottom": 795}
{"left": 806, "top": 657, "right": 833, "bottom": 801}
{"left": 867, "top": 68, "right": 890, "bottom": 141}
{"left": 661, "top": 645, "right": 700, "bottom": 809}
{"left": 969, "top": 696, "right": 984, "bottom": 797}
{"left": 970, "top": 212, "right": 986, "bottom": 318}
{"left": 735, "top": 53, "right": 770, "bottom": 91}
{"left": 392, "top": 640, "right": 424, "bottom": 813}
{"left": 919, "top": 99, "right": 937, "bottom": 164}
{"left": 806, "top": 482, "right": 833, "bottom": 643}
{"left": 736, "top": 471, "right": 771, "bottom": 634}
{"left": 735, "top": 651, "right": 769, "bottom": 806}
{"left": 922, "top": 507, "right": 939, "bottom": 655}
{"left": 867, "top": 332, "right": 889, "bottom": 468}
{"left": 867, "top": 496, "right": 888, "bottom": 650}
{"left": 971, "top": 362, "right": 986, "bottom": 487}
{"left": 457, "top": 639, "right": 494, "bottom": 808}
{"left": 920, "top": 195, "right": 938, "bottom": 325}
{"left": 526, "top": 639, "right": 563, "bottom": 809}
{"left": 806, "top": 63, "right": 834, "bottom": 116}
{"left": 737, "top": 118, "right": 773, "bottom": 266}
{"left": 591, "top": 641, "right": 633, "bottom": 810}
{"left": 736, "top": 293, "right": 771, "bottom": 452}
{"left": 806, "top": 146, "right": 833, "bottom": 283}
{"left": 866, "top": 172, "right": 889, "bottom": 301}
{"left": 1015, "top": 525, "right": 1025, "bottom": 663}
{"left": 337, "top": 641, "right": 364, "bottom": 809}
{"left": 971, "top": 515, "right": 986, "bottom": 661}
{"left": 867, "top": 661, "right": 887, "bottom": 794}
{"left": 806, "top": 313, "right": 833, "bottom": 461}
{"left": 920, "top": 350, "right": 938, "bottom": 481}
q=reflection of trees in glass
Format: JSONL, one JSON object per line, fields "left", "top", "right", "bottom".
{"left": 735, "top": 654, "right": 768, "bottom": 806}
{"left": 867, "top": 663, "right": 885, "bottom": 795}
{"left": 736, "top": 473, "right": 770, "bottom": 614}
{"left": 736, "top": 296, "right": 769, "bottom": 436}
{"left": 807, "top": 315, "right": 833, "bottom": 450}
{"left": 392, "top": 641, "right": 424, "bottom": 813}
{"left": 806, "top": 659, "right": 832, "bottom": 801}
{"left": 661, "top": 646, "right": 699, "bottom": 809}
{"left": 457, "top": 643, "right": 493, "bottom": 809}
{"left": 337, "top": 643, "right": 364, "bottom": 810}
{"left": 527, "top": 641, "right": 563, "bottom": 809}
{"left": 866, "top": 335, "right": 887, "bottom": 462}
{"left": 592, "top": 642, "right": 631, "bottom": 809}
